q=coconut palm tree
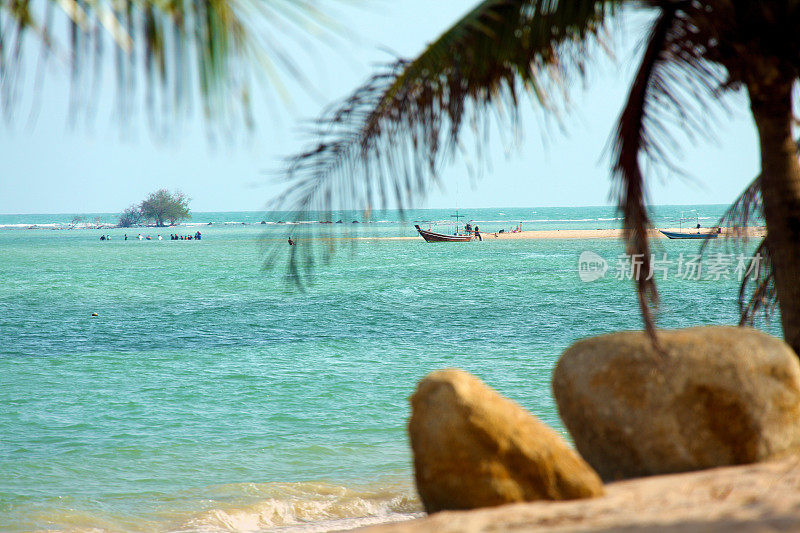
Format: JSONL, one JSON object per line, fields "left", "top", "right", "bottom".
{"left": 0, "top": 0, "right": 339, "bottom": 130}
{"left": 276, "top": 0, "right": 800, "bottom": 354}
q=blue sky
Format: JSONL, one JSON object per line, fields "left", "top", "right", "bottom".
{"left": 0, "top": 1, "right": 760, "bottom": 214}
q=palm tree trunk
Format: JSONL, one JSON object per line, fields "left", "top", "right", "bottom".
{"left": 748, "top": 79, "right": 800, "bottom": 355}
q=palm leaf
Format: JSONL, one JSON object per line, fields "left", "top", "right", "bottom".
{"left": 698, "top": 175, "right": 774, "bottom": 327}
{"left": 738, "top": 239, "right": 776, "bottom": 326}
{"left": 0, "top": 0, "right": 345, "bottom": 132}
{"left": 269, "top": 0, "right": 621, "bottom": 281}
{"left": 709, "top": 174, "right": 763, "bottom": 243}
{"left": 612, "top": 0, "right": 727, "bottom": 342}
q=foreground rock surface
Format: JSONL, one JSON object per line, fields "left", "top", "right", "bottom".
{"left": 553, "top": 326, "right": 800, "bottom": 481}
{"left": 408, "top": 369, "right": 603, "bottom": 513}
{"left": 356, "top": 454, "right": 800, "bottom": 532}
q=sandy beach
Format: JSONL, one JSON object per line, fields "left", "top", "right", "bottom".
{"left": 467, "top": 227, "right": 766, "bottom": 240}
{"left": 352, "top": 227, "right": 767, "bottom": 241}
{"left": 358, "top": 454, "right": 800, "bottom": 532}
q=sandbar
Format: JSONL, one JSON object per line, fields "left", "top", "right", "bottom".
{"left": 348, "top": 227, "right": 766, "bottom": 242}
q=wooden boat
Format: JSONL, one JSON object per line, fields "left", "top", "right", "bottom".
{"left": 415, "top": 211, "right": 475, "bottom": 242}
{"left": 660, "top": 229, "right": 718, "bottom": 240}
{"left": 415, "top": 225, "right": 473, "bottom": 242}
{"left": 660, "top": 210, "right": 718, "bottom": 239}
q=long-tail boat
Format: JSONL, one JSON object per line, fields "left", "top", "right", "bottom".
{"left": 415, "top": 211, "right": 474, "bottom": 242}
{"left": 415, "top": 225, "right": 474, "bottom": 242}
{"left": 660, "top": 210, "right": 718, "bottom": 239}
{"left": 659, "top": 229, "right": 718, "bottom": 239}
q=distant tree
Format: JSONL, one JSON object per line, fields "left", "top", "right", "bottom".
{"left": 139, "top": 190, "right": 191, "bottom": 227}
{"left": 68, "top": 216, "right": 84, "bottom": 229}
{"left": 118, "top": 205, "right": 143, "bottom": 228}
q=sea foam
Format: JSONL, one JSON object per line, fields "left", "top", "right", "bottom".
{"left": 179, "top": 480, "right": 421, "bottom": 532}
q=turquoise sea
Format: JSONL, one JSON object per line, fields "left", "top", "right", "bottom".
{"left": 0, "top": 206, "right": 777, "bottom": 532}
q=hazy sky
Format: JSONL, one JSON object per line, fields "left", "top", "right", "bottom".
{"left": 0, "top": 2, "right": 761, "bottom": 214}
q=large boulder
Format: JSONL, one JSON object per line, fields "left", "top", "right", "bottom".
{"left": 408, "top": 368, "right": 604, "bottom": 513}
{"left": 553, "top": 326, "right": 800, "bottom": 482}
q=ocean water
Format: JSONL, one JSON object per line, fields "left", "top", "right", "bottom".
{"left": 0, "top": 206, "right": 776, "bottom": 532}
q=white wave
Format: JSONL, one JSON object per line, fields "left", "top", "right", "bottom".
{"left": 0, "top": 223, "right": 41, "bottom": 229}
{"left": 179, "top": 480, "right": 421, "bottom": 533}
{"left": 527, "top": 218, "right": 599, "bottom": 222}
{"left": 270, "top": 512, "right": 421, "bottom": 532}
{"left": 0, "top": 223, "right": 70, "bottom": 229}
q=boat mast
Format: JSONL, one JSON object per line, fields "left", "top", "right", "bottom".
{"left": 451, "top": 210, "right": 463, "bottom": 235}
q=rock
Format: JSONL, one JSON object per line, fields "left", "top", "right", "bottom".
{"left": 409, "top": 369, "right": 604, "bottom": 514}
{"left": 553, "top": 326, "right": 800, "bottom": 482}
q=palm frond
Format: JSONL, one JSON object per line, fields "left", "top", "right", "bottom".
{"left": 700, "top": 174, "right": 762, "bottom": 255}
{"left": 718, "top": 174, "right": 763, "bottom": 240}
{"left": 269, "top": 0, "right": 621, "bottom": 279}
{"left": 738, "top": 238, "right": 776, "bottom": 326}
{"left": 0, "top": 0, "right": 344, "bottom": 132}
{"left": 697, "top": 175, "right": 772, "bottom": 326}
{"left": 612, "top": 1, "right": 727, "bottom": 341}
{"left": 611, "top": 3, "right": 677, "bottom": 345}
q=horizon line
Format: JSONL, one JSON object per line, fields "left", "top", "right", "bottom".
{"left": 0, "top": 203, "right": 732, "bottom": 216}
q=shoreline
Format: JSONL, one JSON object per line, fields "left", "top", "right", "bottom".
{"left": 352, "top": 227, "right": 767, "bottom": 241}
{"left": 3, "top": 224, "right": 766, "bottom": 242}
{"left": 475, "top": 226, "right": 766, "bottom": 240}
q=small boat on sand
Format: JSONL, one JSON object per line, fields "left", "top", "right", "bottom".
{"left": 660, "top": 230, "right": 718, "bottom": 240}
{"left": 660, "top": 210, "right": 718, "bottom": 239}
{"left": 415, "top": 211, "right": 474, "bottom": 242}
{"left": 415, "top": 225, "right": 473, "bottom": 242}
